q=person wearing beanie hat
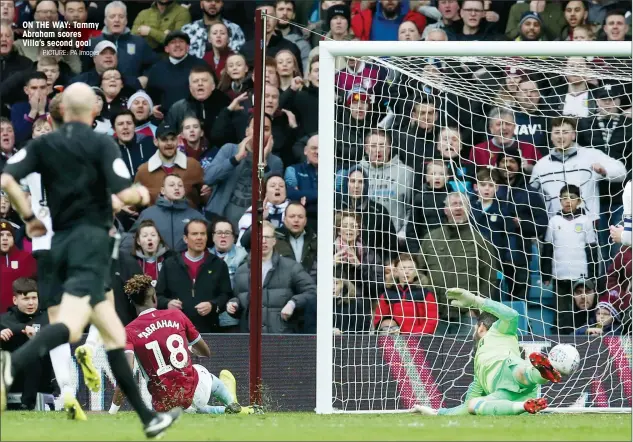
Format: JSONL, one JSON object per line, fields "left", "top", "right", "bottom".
{"left": 505, "top": 0, "right": 566, "bottom": 41}
{"left": 127, "top": 91, "right": 157, "bottom": 139}
{"left": 575, "top": 301, "right": 623, "bottom": 335}
{"left": 327, "top": 3, "right": 351, "bottom": 31}
{"left": 516, "top": 11, "right": 546, "bottom": 41}
{"left": 0, "top": 219, "right": 37, "bottom": 313}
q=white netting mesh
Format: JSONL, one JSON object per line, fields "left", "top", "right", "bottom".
{"left": 328, "top": 53, "right": 632, "bottom": 412}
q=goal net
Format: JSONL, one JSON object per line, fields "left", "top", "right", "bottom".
{"left": 315, "top": 41, "right": 632, "bottom": 414}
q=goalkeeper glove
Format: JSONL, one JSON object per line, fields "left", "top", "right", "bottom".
{"left": 446, "top": 288, "right": 484, "bottom": 309}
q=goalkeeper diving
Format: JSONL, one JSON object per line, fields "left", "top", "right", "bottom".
{"left": 413, "top": 288, "right": 562, "bottom": 416}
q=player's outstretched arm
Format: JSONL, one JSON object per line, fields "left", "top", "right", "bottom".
{"left": 446, "top": 288, "right": 518, "bottom": 335}
{"left": 191, "top": 338, "right": 211, "bottom": 358}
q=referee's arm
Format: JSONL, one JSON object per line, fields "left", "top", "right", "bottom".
{"left": 100, "top": 139, "right": 151, "bottom": 207}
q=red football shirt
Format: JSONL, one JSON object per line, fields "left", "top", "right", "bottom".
{"left": 125, "top": 308, "right": 201, "bottom": 411}
{"left": 183, "top": 252, "right": 207, "bottom": 282}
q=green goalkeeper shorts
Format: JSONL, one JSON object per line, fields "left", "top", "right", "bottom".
{"left": 489, "top": 356, "right": 538, "bottom": 399}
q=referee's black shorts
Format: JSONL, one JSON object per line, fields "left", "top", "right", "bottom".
{"left": 50, "top": 224, "right": 110, "bottom": 307}
{"left": 33, "top": 250, "right": 63, "bottom": 310}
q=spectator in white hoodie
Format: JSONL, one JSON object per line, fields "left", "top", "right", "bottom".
{"left": 530, "top": 117, "right": 627, "bottom": 220}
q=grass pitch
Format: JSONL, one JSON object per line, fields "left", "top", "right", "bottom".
{"left": 1, "top": 411, "right": 631, "bottom": 441}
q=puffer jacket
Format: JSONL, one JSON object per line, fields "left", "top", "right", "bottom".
{"left": 122, "top": 196, "right": 205, "bottom": 253}
{"left": 230, "top": 253, "right": 316, "bottom": 333}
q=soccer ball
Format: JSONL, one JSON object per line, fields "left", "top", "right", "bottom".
{"left": 548, "top": 344, "right": 580, "bottom": 376}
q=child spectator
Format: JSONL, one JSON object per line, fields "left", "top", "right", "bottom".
{"left": 127, "top": 90, "right": 156, "bottom": 138}
{"left": 124, "top": 174, "right": 206, "bottom": 252}
{"left": 374, "top": 254, "right": 438, "bottom": 335}
{"left": 0, "top": 221, "right": 36, "bottom": 313}
{"left": 541, "top": 185, "right": 600, "bottom": 332}
{"left": 31, "top": 118, "right": 52, "bottom": 139}
{"left": 333, "top": 265, "right": 373, "bottom": 334}
{"left": 275, "top": 49, "right": 301, "bottom": 92}
{"left": 572, "top": 23, "right": 595, "bottom": 40}
{"left": 576, "top": 301, "right": 622, "bottom": 336}
{"left": 0, "top": 278, "right": 53, "bottom": 410}
{"left": 217, "top": 53, "right": 252, "bottom": 101}
{"left": 433, "top": 126, "right": 474, "bottom": 193}
{"left": 406, "top": 160, "right": 449, "bottom": 248}
{"left": 112, "top": 220, "right": 174, "bottom": 325}
{"left": 178, "top": 116, "right": 215, "bottom": 168}
{"left": 203, "top": 22, "right": 232, "bottom": 80}
{"left": 471, "top": 168, "right": 527, "bottom": 300}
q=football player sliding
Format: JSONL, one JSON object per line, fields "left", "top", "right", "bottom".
{"left": 413, "top": 288, "right": 564, "bottom": 416}
{"left": 110, "top": 275, "right": 261, "bottom": 415}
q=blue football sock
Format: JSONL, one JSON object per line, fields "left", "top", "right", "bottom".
{"left": 211, "top": 374, "right": 234, "bottom": 405}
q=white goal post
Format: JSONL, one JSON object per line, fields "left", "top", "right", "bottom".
{"left": 316, "top": 41, "right": 632, "bottom": 415}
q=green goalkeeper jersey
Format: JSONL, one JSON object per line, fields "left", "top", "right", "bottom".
{"left": 473, "top": 299, "right": 521, "bottom": 395}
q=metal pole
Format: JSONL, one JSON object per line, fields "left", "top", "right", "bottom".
{"left": 249, "top": 8, "right": 266, "bottom": 407}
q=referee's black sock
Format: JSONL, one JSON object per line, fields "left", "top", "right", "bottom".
{"left": 11, "top": 323, "right": 70, "bottom": 376}
{"left": 107, "top": 348, "right": 155, "bottom": 425}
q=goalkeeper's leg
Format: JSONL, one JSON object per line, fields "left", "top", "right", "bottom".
{"left": 512, "top": 356, "right": 560, "bottom": 387}
{"left": 468, "top": 395, "right": 548, "bottom": 416}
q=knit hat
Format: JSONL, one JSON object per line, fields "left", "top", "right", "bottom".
{"left": 496, "top": 148, "right": 522, "bottom": 167}
{"left": 596, "top": 301, "right": 620, "bottom": 321}
{"left": 0, "top": 220, "right": 14, "bottom": 237}
{"left": 519, "top": 11, "right": 543, "bottom": 27}
{"left": 346, "top": 85, "right": 370, "bottom": 106}
{"left": 403, "top": 15, "right": 426, "bottom": 35}
{"left": 326, "top": 4, "right": 351, "bottom": 27}
{"left": 127, "top": 90, "right": 154, "bottom": 112}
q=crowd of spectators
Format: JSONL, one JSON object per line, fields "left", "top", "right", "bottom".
{"left": 0, "top": 0, "right": 632, "bottom": 345}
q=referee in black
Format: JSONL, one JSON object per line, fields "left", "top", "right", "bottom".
{"left": 0, "top": 83, "right": 181, "bottom": 439}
